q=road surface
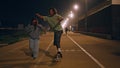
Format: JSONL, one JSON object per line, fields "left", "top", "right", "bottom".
{"left": 0, "top": 32, "right": 120, "bottom": 68}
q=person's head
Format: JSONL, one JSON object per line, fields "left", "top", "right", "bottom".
{"left": 49, "top": 8, "right": 57, "bottom": 16}
{"left": 31, "top": 18, "right": 38, "bottom": 26}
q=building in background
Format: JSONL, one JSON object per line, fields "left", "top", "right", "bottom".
{"left": 78, "top": 0, "right": 120, "bottom": 40}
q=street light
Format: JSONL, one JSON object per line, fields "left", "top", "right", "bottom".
{"left": 73, "top": 4, "right": 79, "bottom": 31}
{"left": 68, "top": 11, "right": 74, "bottom": 18}
{"left": 73, "top": 4, "right": 79, "bottom": 10}
{"left": 85, "top": 0, "right": 88, "bottom": 32}
{"left": 61, "top": 11, "right": 74, "bottom": 29}
{"left": 61, "top": 18, "right": 69, "bottom": 29}
{"left": 61, "top": 4, "right": 79, "bottom": 31}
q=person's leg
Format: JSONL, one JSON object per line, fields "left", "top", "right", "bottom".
{"left": 33, "top": 39, "right": 39, "bottom": 59}
{"left": 29, "top": 39, "right": 34, "bottom": 55}
{"left": 54, "top": 31, "right": 63, "bottom": 58}
{"left": 54, "top": 31, "right": 57, "bottom": 46}
{"left": 57, "top": 31, "right": 62, "bottom": 52}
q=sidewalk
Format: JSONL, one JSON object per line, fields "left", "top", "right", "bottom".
{"left": 0, "top": 32, "right": 120, "bottom": 68}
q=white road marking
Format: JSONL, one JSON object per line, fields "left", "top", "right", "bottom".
{"left": 61, "top": 49, "right": 81, "bottom": 52}
{"left": 10, "top": 42, "right": 28, "bottom": 52}
{"left": 33, "top": 40, "right": 53, "bottom": 68}
{"left": 67, "top": 35, "right": 105, "bottom": 68}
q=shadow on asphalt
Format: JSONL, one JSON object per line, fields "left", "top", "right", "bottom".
{"left": 21, "top": 48, "right": 55, "bottom": 58}
{"left": 21, "top": 48, "right": 59, "bottom": 66}
{"left": 0, "top": 48, "right": 61, "bottom": 67}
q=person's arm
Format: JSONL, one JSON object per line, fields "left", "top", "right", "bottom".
{"left": 36, "top": 13, "right": 44, "bottom": 19}
{"left": 57, "top": 15, "right": 63, "bottom": 24}
{"left": 37, "top": 24, "right": 44, "bottom": 29}
{"left": 59, "top": 18, "right": 63, "bottom": 24}
{"left": 25, "top": 24, "right": 32, "bottom": 34}
{"left": 36, "top": 13, "right": 48, "bottom": 22}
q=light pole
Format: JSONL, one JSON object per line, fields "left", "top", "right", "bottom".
{"left": 73, "top": 4, "right": 79, "bottom": 31}
{"left": 85, "top": 0, "right": 88, "bottom": 32}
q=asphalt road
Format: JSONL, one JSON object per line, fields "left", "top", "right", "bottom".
{"left": 0, "top": 32, "right": 120, "bottom": 68}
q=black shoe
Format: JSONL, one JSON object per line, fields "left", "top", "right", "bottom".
{"left": 31, "top": 54, "right": 33, "bottom": 57}
{"left": 33, "top": 57, "right": 36, "bottom": 60}
{"left": 31, "top": 54, "right": 36, "bottom": 60}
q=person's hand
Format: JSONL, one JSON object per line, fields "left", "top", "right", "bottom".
{"left": 35, "top": 13, "right": 40, "bottom": 16}
{"left": 35, "top": 13, "right": 43, "bottom": 19}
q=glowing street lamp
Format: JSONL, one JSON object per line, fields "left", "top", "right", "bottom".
{"left": 61, "top": 4, "right": 79, "bottom": 30}
{"left": 73, "top": 4, "right": 79, "bottom": 31}
{"left": 61, "top": 18, "right": 69, "bottom": 29}
{"left": 73, "top": 4, "right": 79, "bottom": 10}
{"left": 68, "top": 11, "right": 74, "bottom": 18}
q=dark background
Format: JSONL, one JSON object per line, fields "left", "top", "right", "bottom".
{"left": 0, "top": 0, "right": 106, "bottom": 27}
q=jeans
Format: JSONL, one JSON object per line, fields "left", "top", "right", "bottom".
{"left": 54, "top": 30, "right": 63, "bottom": 48}
{"left": 29, "top": 38, "right": 39, "bottom": 58}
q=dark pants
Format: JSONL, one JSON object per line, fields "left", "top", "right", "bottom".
{"left": 54, "top": 30, "right": 63, "bottom": 48}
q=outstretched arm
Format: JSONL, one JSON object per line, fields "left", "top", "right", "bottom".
{"left": 59, "top": 18, "right": 63, "bottom": 24}
{"left": 36, "top": 13, "right": 44, "bottom": 19}
{"left": 57, "top": 15, "right": 63, "bottom": 24}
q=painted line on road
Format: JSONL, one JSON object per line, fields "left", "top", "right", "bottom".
{"left": 61, "top": 49, "right": 81, "bottom": 52}
{"left": 67, "top": 35, "right": 105, "bottom": 68}
{"left": 10, "top": 42, "right": 28, "bottom": 52}
{"left": 33, "top": 40, "right": 53, "bottom": 68}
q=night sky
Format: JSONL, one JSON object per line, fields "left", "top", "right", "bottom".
{"left": 0, "top": 0, "right": 106, "bottom": 27}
